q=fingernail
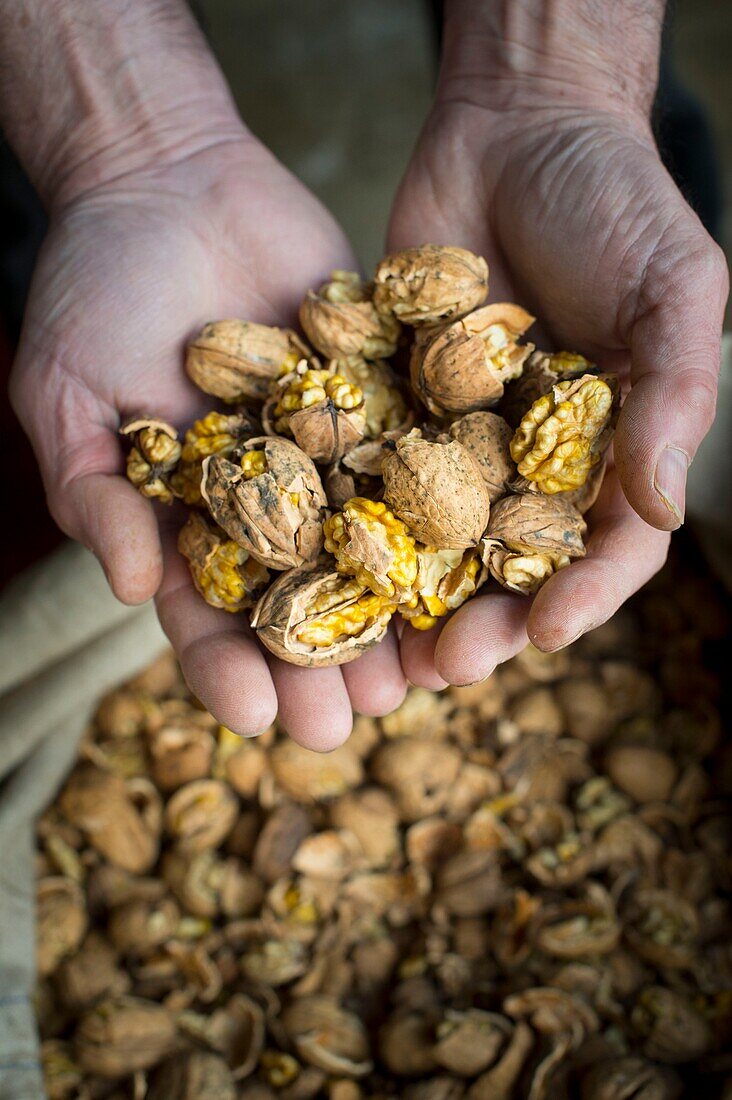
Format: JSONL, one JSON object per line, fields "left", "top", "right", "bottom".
{"left": 653, "top": 446, "right": 689, "bottom": 526}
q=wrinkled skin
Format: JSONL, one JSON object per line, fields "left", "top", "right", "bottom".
{"left": 9, "top": 135, "right": 408, "bottom": 748}
{"left": 389, "top": 30, "right": 728, "bottom": 690}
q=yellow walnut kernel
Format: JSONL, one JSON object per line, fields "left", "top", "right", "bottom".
{"left": 173, "top": 411, "right": 252, "bottom": 505}
{"left": 198, "top": 541, "right": 268, "bottom": 613}
{"left": 402, "top": 546, "right": 483, "bottom": 630}
{"left": 122, "top": 418, "right": 182, "bottom": 504}
{"left": 296, "top": 584, "right": 396, "bottom": 648}
{"left": 548, "top": 351, "right": 594, "bottom": 374}
{"left": 324, "top": 497, "right": 417, "bottom": 600}
{"left": 510, "top": 375, "right": 614, "bottom": 493}
{"left": 240, "top": 450, "right": 268, "bottom": 479}
{"left": 275, "top": 368, "right": 363, "bottom": 422}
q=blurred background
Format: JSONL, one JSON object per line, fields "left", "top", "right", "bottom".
{"left": 0, "top": 0, "right": 730, "bottom": 585}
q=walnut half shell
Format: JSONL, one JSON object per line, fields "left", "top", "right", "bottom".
{"left": 482, "top": 493, "right": 587, "bottom": 595}
{"left": 299, "top": 271, "right": 400, "bottom": 360}
{"left": 410, "top": 303, "right": 535, "bottom": 418}
{"left": 201, "top": 438, "right": 327, "bottom": 570}
{"left": 251, "top": 558, "right": 395, "bottom": 667}
{"left": 186, "top": 321, "right": 311, "bottom": 403}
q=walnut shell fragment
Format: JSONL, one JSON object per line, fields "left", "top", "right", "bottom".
{"left": 382, "top": 431, "right": 491, "bottom": 550}
{"left": 251, "top": 558, "right": 395, "bottom": 666}
{"left": 186, "top": 321, "right": 311, "bottom": 403}
{"left": 300, "top": 270, "right": 400, "bottom": 359}
{"left": 178, "top": 512, "right": 269, "bottom": 612}
{"left": 482, "top": 493, "right": 586, "bottom": 595}
{"left": 510, "top": 374, "right": 618, "bottom": 493}
{"left": 410, "top": 303, "right": 535, "bottom": 418}
{"left": 282, "top": 995, "right": 373, "bottom": 1077}
{"left": 201, "top": 438, "right": 326, "bottom": 570}
{"left": 373, "top": 244, "right": 488, "bottom": 325}
{"left": 120, "top": 415, "right": 181, "bottom": 504}
{"left": 446, "top": 411, "right": 517, "bottom": 502}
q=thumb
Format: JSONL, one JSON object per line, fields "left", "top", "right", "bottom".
{"left": 9, "top": 366, "right": 162, "bottom": 603}
{"left": 615, "top": 211, "right": 729, "bottom": 530}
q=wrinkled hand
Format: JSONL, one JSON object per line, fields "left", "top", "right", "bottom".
{"left": 10, "top": 137, "right": 408, "bottom": 744}
{"left": 389, "top": 85, "right": 728, "bottom": 688}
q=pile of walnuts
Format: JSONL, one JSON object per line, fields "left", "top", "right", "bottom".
{"left": 35, "top": 541, "right": 732, "bottom": 1099}
{"left": 121, "top": 245, "right": 620, "bottom": 666}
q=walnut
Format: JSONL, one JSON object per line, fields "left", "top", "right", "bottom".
{"left": 266, "top": 363, "right": 366, "bottom": 463}
{"left": 147, "top": 1051, "right": 237, "bottom": 1100}
{"left": 400, "top": 545, "right": 485, "bottom": 631}
{"left": 482, "top": 494, "right": 587, "bottom": 595}
{"left": 186, "top": 320, "right": 311, "bottom": 403}
{"left": 336, "top": 356, "right": 409, "bottom": 438}
{"left": 178, "top": 512, "right": 269, "bottom": 612}
{"left": 74, "top": 995, "right": 176, "bottom": 1076}
{"left": 59, "top": 765, "right": 159, "bottom": 873}
{"left": 300, "top": 271, "right": 400, "bottom": 359}
{"left": 383, "top": 431, "right": 491, "bottom": 550}
{"left": 36, "top": 877, "right": 88, "bottom": 978}
{"left": 251, "top": 558, "right": 395, "bottom": 667}
{"left": 324, "top": 497, "right": 418, "bottom": 601}
{"left": 580, "top": 1056, "right": 683, "bottom": 1100}
{"left": 532, "top": 883, "right": 620, "bottom": 959}
{"left": 631, "top": 986, "right": 711, "bottom": 1064}
{"left": 281, "top": 995, "right": 372, "bottom": 1077}
{"left": 510, "top": 374, "right": 617, "bottom": 493}
{"left": 41, "top": 1039, "right": 84, "bottom": 1100}
{"left": 604, "top": 745, "right": 678, "bottom": 803}
{"left": 164, "top": 779, "right": 238, "bottom": 853}
{"left": 622, "top": 888, "right": 698, "bottom": 970}
{"left": 201, "top": 438, "right": 326, "bottom": 570}
{"left": 172, "top": 410, "right": 259, "bottom": 505}
{"left": 445, "top": 411, "right": 517, "bottom": 502}
{"left": 120, "top": 415, "right": 181, "bottom": 503}
{"left": 410, "top": 303, "right": 535, "bottom": 417}
{"left": 373, "top": 244, "right": 488, "bottom": 325}
{"left": 434, "top": 1010, "right": 519, "bottom": 1078}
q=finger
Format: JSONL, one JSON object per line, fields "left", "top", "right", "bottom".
{"left": 269, "top": 661, "right": 353, "bottom": 752}
{"left": 528, "top": 476, "right": 670, "bottom": 651}
{"left": 56, "top": 471, "right": 163, "bottom": 604}
{"left": 155, "top": 529, "right": 278, "bottom": 736}
{"left": 616, "top": 213, "right": 729, "bottom": 530}
{"left": 341, "top": 625, "right": 408, "bottom": 717}
{"left": 399, "top": 620, "right": 450, "bottom": 691}
{"left": 434, "top": 592, "right": 530, "bottom": 685}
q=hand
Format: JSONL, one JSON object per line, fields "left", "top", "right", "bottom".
{"left": 10, "top": 136, "right": 408, "bottom": 745}
{"left": 388, "top": 13, "right": 728, "bottom": 688}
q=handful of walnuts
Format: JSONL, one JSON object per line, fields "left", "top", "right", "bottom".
{"left": 122, "top": 245, "right": 620, "bottom": 666}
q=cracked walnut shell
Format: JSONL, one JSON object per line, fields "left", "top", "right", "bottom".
{"left": 482, "top": 493, "right": 587, "bottom": 595}
{"left": 410, "top": 303, "right": 535, "bottom": 418}
{"left": 172, "top": 410, "right": 259, "bottom": 506}
{"left": 251, "top": 558, "right": 395, "bottom": 666}
{"left": 201, "top": 438, "right": 326, "bottom": 570}
{"left": 186, "top": 320, "right": 311, "bottom": 403}
{"left": 336, "top": 356, "right": 409, "bottom": 438}
{"left": 121, "top": 416, "right": 181, "bottom": 504}
{"left": 178, "top": 512, "right": 269, "bottom": 612}
{"left": 373, "top": 244, "right": 488, "bottom": 325}
{"left": 299, "top": 270, "right": 400, "bottom": 359}
{"left": 323, "top": 497, "right": 417, "bottom": 601}
{"left": 382, "top": 431, "right": 491, "bottom": 550}
{"left": 510, "top": 374, "right": 617, "bottom": 493}
{"left": 499, "top": 348, "right": 597, "bottom": 427}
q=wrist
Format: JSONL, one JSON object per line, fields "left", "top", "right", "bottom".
{"left": 0, "top": 0, "right": 247, "bottom": 210}
{"left": 438, "top": 0, "right": 665, "bottom": 120}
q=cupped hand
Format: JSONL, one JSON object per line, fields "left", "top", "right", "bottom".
{"left": 9, "top": 135, "right": 408, "bottom": 743}
{"left": 389, "top": 95, "right": 728, "bottom": 688}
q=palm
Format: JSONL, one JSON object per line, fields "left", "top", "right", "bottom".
{"left": 388, "top": 102, "right": 725, "bottom": 687}
{"left": 11, "top": 139, "right": 408, "bottom": 743}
